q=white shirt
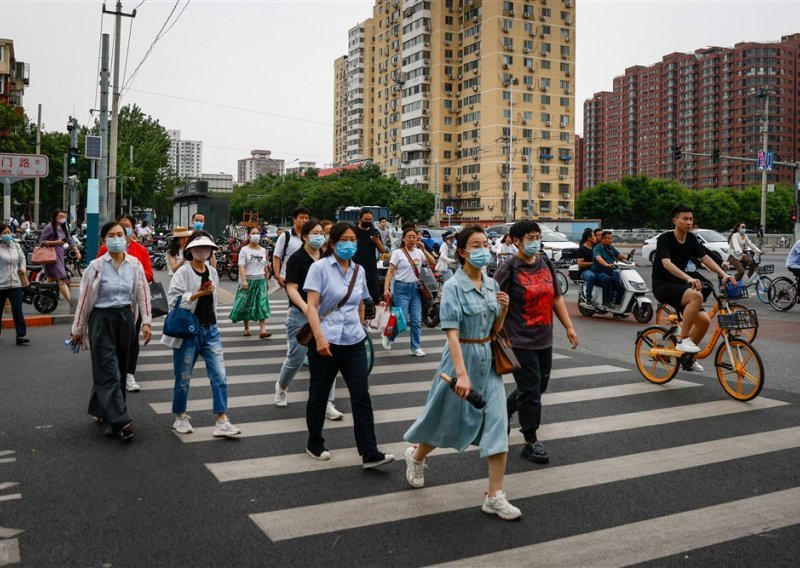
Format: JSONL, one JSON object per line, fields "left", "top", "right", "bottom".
{"left": 275, "top": 229, "right": 303, "bottom": 278}
{"left": 167, "top": 249, "right": 183, "bottom": 276}
{"left": 238, "top": 245, "right": 268, "bottom": 278}
{"left": 436, "top": 241, "right": 457, "bottom": 271}
{"left": 390, "top": 247, "right": 425, "bottom": 283}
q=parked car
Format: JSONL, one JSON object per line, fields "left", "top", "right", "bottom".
{"left": 642, "top": 229, "right": 730, "bottom": 265}
{"left": 485, "top": 222, "right": 579, "bottom": 261}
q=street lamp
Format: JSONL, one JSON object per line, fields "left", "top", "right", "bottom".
{"left": 282, "top": 158, "right": 299, "bottom": 178}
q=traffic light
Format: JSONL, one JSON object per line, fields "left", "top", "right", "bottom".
{"left": 712, "top": 148, "right": 720, "bottom": 163}
{"left": 672, "top": 147, "right": 682, "bottom": 161}
{"left": 67, "top": 147, "right": 79, "bottom": 176}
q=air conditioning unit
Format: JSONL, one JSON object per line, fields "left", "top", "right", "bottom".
{"left": 469, "top": 104, "right": 474, "bottom": 109}
{"left": 444, "top": 40, "right": 451, "bottom": 46}
{"left": 422, "top": 124, "right": 429, "bottom": 130}
{"left": 473, "top": 15, "right": 478, "bottom": 22}
{"left": 539, "top": 14, "right": 546, "bottom": 21}
{"left": 546, "top": 120, "right": 552, "bottom": 126}
{"left": 444, "top": 175, "right": 449, "bottom": 181}
{"left": 539, "top": 192, "right": 546, "bottom": 197}
{"left": 473, "top": 155, "right": 479, "bottom": 161}
{"left": 447, "top": 73, "right": 455, "bottom": 80}
{"left": 473, "top": 120, "right": 479, "bottom": 126}
{"left": 528, "top": 65, "right": 535, "bottom": 71}
{"left": 542, "top": 85, "right": 549, "bottom": 92}
{"left": 422, "top": 108, "right": 428, "bottom": 115}
{"left": 503, "top": 63, "right": 509, "bottom": 69}
{"left": 527, "top": 136, "right": 534, "bottom": 142}
{"left": 473, "top": 68, "right": 479, "bottom": 74}
{"left": 560, "top": 121, "right": 567, "bottom": 128}
{"left": 509, "top": 9, "right": 515, "bottom": 16}
{"left": 521, "top": 119, "right": 528, "bottom": 125}
{"left": 472, "top": 173, "right": 478, "bottom": 179}
{"left": 500, "top": 171, "right": 506, "bottom": 178}
{"left": 446, "top": 57, "right": 452, "bottom": 63}
{"left": 457, "top": 175, "right": 462, "bottom": 181}
{"left": 559, "top": 174, "right": 566, "bottom": 179}
{"left": 472, "top": 85, "right": 479, "bottom": 92}
{"left": 456, "top": 90, "right": 462, "bottom": 96}
{"left": 566, "top": 69, "right": 571, "bottom": 77}
{"left": 424, "top": 58, "right": 430, "bottom": 65}
{"left": 503, "top": 27, "right": 510, "bottom": 34}
{"left": 565, "top": 36, "right": 570, "bottom": 42}
{"left": 527, "top": 84, "right": 533, "bottom": 90}
{"left": 457, "top": 141, "right": 462, "bottom": 147}
{"left": 474, "top": 49, "right": 480, "bottom": 56}
{"left": 424, "top": 41, "right": 430, "bottom": 47}
{"left": 523, "top": 12, "right": 530, "bottom": 19}
{"left": 561, "top": 192, "right": 569, "bottom": 198}
{"left": 523, "top": 47, "right": 530, "bottom": 54}
{"left": 472, "top": 137, "right": 478, "bottom": 143}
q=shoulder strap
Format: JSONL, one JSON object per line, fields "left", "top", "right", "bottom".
{"left": 401, "top": 247, "right": 421, "bottom": 279}
{"left": 277, "top": 232, "right": 291, "bottom": 263}
{"left": 337, "top": 264, "right": 360, "bottom": 309}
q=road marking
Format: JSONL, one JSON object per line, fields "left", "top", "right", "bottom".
{"left": 206, "top": 380, "right": 700, "bottom": 482}
{"left": 249, "top": 425, "right": 800, "bottom": 542}
{"left": 0, "top": 527, "right": 23, "bottom": 539}
{"left": 149, "top": 310, "right": 289, "bottom": 327}
{"left": 0, "top": 451, "right": 14, "bottom": 465}
{"left": 150, "top": 364, "right": 632, "bottom": 414}
{"left": 0, "top": 539, "right": 21, "bottom": 566}
{"left": 431, "top": 486, "right": 800, "bottom": 567}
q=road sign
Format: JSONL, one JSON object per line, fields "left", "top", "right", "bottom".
{"left": 766, "top": 152, "right": 774, "bottom": 171}
{"left": 85, "top": 136, "right": 102, "bottom": 159}
{"left": 757, "top": 150, "right": 766, "bottom": 171}
{"left": 0, "top": 153, "right": 49, "bottom": 178}
{"left": 767, "top": 184, "right": 775, "bottom": 193}
{"left": 445, "top": 205, "right": 454, "bottom": 215}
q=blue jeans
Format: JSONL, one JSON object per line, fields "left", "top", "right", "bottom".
{"left": 391, "top": 280, "right": 421, "bottom": 350}
{"left": 595, "top": 271, "right": 624, "bottom": 304}
{"left": 277, "top": 306, "right": 335, "bottom": 401}
{"left": 172, "top": 324, "right": 228, "bottom": 415}
{"left": 580, "top": 270, "right": 596, "bottom": 302}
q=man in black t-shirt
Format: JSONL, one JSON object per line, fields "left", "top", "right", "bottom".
{"left": 353, "top": 208, "right": 386, "bottom": 303}
{"left": 652, "top": 205, "right": 735, "bottom": 355}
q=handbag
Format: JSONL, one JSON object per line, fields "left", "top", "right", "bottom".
{"left": 401, "top": 247, "right": 432, "bottom": 302}
{"left": 297, "top": 265, "right": 360, "bottom": 347}
{"left": 383, "top": 310, "right": 397, "bottom": 337}
{"left": 491, "top": 329, "right": 521, "bottom": 375}
{"left": 163, "top": 298, "right": 200, "bottom": 339}
{"left": 31, "top": 246, "right": 56, "bottom": 265}
{"left": 149, "top": 282, "right": 169, "bottom": 318}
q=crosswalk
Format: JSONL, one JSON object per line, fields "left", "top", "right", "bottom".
{"left": 137, "top": 297, "right": 800, "bottom": 565}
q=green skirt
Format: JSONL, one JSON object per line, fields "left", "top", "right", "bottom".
{"left": 229, "top": 278, "right": 271, "bottom": 322}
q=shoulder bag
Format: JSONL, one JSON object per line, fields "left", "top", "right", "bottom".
{"left": 149, "top": 282, "right": 169, "bottom": 318}
{"left": 493, "top": 261, "right": 521, "bottom": 375}
{"left": 163, "top": 298, "right": 200, "bottom": 339}
{"left": 296, "top": 264, "right": 360, "bottom": 347}
{"left": 401, "top": 247, "right": 433, "bottom": 302}
{"left": 31, "top": 245, "right": 56, "bottom": 265}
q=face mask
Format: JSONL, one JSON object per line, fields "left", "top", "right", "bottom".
{"left": 308, "top": 235, "right": 326, "bottom": 249}
{"left": 190, "top": 247, "right": 212, "bottom": 262}
{"left": 738, "top": 227, "right": 746, "bottom": 235}
{"left": 524, "top": 240, "right": 541, "bottom": 255}
{"left": 361, "top": 221, "right": 372, "bottom": 229}
{"left": 250, "top": 234, "right": 260, "bottom": 243}
{"left": 335, "top": 241, "right": 357, "bottom": 260}
{"left": 57, "top": 217, "right": 67, "bottom": 225}
{"left": 467, "top": 247, "right": 491, "bottom": 269}
{"left": 106, "top": 237, "right": 127, "bottom": 253}
{"left": 125, "top": 228, "right": 133, "bottom": 237}
{"left": 1, "top": 234, "right": 12, "bottom": 244}
{"left": 193, "top": 221, "right": 204, "bottom": 231}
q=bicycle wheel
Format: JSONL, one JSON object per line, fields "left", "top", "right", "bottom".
{"left": 768, "top": 277, "right": 797, "bottom": 312}
{"left": 655, "top": 303, "right": 677, "bottom": 327}
{"left": 364, "top": 333, "right": 374, "bottom": 375}
{"left": 634, "top": 326, "right": 679, "bottom": 384}
{"left": 556, "top": 271, "right": 568, "bottom": 295}
{"left": 725, "top": 303, "right": 757, "bottom": 343}
{"left": 714, "top": 337, "right": 764, "bottom": 401}
{"left": 754, "top": 276, "right": 771, "bottom": 304}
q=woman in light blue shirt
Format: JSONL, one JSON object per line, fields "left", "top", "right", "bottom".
{"left": 304, "top": 221, "right": 395, "bottom": 469}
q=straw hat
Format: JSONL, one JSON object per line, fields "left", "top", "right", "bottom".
{"left": 171, "top": 226, "right": 192, "bottom": 238}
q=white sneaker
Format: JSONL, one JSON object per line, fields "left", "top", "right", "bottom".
{"left": 689, "top": 361, "right": 704, "bottom": 372}
{"left": 481, "top": 490, "right": 522, "bottom": 520}
{"left": 172, "top": 413, "right": 193, "bottom": 434}
{"left": 381, "top": 336, "right": 392, "bottom": 351}
{"left": 213, "top": 419, "right": 241, "bottom": 437}
{"left": 125, "top": 374, "right": 141, "bottom": 392}
{"left": 325, "top": 401, "right": 344, "bottom": 421}
{"left": 409, "top": 348, "right": 426, "bottom": 357}
{"left": 676, "top": 337, "right": 701, "bottom": 353}
{"left": 274, "top": 382, "right": 288, "bottom": 407}
{"left": 306, "top": 448, "right": 331, "bottom": 461}
{"left": 404, "top": 447, "right": 426, "bottom": 488}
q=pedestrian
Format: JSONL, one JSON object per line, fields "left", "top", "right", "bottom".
{"left": 493, "top": 220, "right": 579, "bottom": 465}
{"left": 435, "top": 231, "right": 457, "bottom": 281}
{"left": 577, "top": 228, "right": 599, "bottom": 306}
{"left": 71, "top": 221, "right": 152, "bottom": 441}
{"left": 272, "top": 207, "right": 310, "bottom": 288}
{"left": 320, "top": 220, "right": 334, "bottom": 253}
{"left": 162, "top": 231, "right": 241, "bottom": 437}
{"left": 38, "top": 209, "right": 82, "bottom": 303}
{"left": 274, "top": 219, "right": 344, "bottom": 419}
{"left": 353, "top": 207, "right": 387, "bottom": 303}
{"left": 377, "top": 217, "right": 392, "bottom": 248}
{"left": 166, "top": 227, "right": 192, "bottom": 275}
{"left": 402, "top": 225, "right": 521, "bottom": 520}
{"left": 0, "top": 223, "right": 28, "bottom": 346}
{"left": 190, "top": 213, "right": 217, "bottom": 269}
{"left": 229, "top": 226, "right": 272, "bottom": 338}
{"left": 303, "top": 221, "right": 394, "bottom": 467}
{"left": 95, "top": 214, "right": 155, "bottom": 393}
{"left": 382, "top": 226, "right": 429, "bottom": 356}
{"left": 727, "top": 222, "right": 762, "bottom": 281}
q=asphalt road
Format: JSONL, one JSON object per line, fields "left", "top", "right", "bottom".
{"left": 1, "top": 259, "right": 799, "bottom": 567}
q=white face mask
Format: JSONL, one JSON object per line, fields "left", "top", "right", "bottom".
{"left": 250, "top": 234, "right": 261, "bottom": 243}
{"left": 190, "top": 247, "right": 212, "bottom": 262}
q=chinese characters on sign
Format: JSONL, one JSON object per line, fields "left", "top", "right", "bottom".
{"left": 0, "top": 153, "right": 50, "bottom": 178}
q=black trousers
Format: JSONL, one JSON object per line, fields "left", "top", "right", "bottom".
{"left": 0, "top": 287, "right": 26, "bottom": 338}
{"left": 128, "top": 315, "right": 142, "bottom": 374}
{"left": 507, "top": 347, "right": 553, "bottom": 442}
{"left": 363, "top": 265, "right": 382, "bottom": 304}
{"left": 306, "top": 339, "right": 379, "bottom": 458}
{"left": 88, "top": 307, "right": 134, "bottom": 432}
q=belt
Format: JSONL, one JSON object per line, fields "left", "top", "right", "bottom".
{"left": 459, "top": 335, "right": 491, "bottom": 344}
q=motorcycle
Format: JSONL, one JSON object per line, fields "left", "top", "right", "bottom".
{"left": 568, "top": 250, "right": 654, "bottom": 324}
{"left": 22, "top": 281, "right": 60, "bottom": 314}
{"left": 420, "top": 265, "right": 442, "bottom": 328}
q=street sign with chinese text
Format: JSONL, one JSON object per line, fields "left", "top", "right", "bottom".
{"left": 0, "top": 153, "right": 49, "bottom": 178}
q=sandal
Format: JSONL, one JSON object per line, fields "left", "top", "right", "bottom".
{"left": 259, "top": 331, "right": 272, "bottom": 339}
{"left": 243, "top": 330, "right": 251, "bottom": 337}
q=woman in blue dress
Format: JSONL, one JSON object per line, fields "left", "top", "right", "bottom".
{"left": 403, "top": 225, "right": 521, "bottom": 520}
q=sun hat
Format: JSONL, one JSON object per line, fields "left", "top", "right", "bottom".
{"left": 171, "top": 226, "right": 192, "bottom": 238}
{"left": 184, "top": 235, "right": 219, "bottom": 251}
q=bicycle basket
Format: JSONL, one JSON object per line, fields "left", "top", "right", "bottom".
{"left": 723, "top": 282, "right": 748, "bottom": 299}
{"left": 756, "top": 264, "right": 774, "bottom": 275}
{"left": 718, "top": 309, "right": 758, "bottom": 331}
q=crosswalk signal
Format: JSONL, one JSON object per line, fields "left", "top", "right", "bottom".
{"left": 712, "top": 148, "right": 720, "bottom": 163}
{"left": 67, "top": 148, "right": 79, "bottom": 176}
{"left": 673, "top": 147, "right": 682, "bottom": 161}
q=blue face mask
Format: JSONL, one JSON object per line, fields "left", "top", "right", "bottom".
{"left": 193, "top": 221, "right": 204, "bottom": 231}
{"left": 106, "top": 236, "right": 127, "bottom": 253}
{"left": 524, "top": 240, "right": 542, "bottom": 255}
{"left": 335, "top": 241, "right": 357, "bottom": 260}
{"left": 125, "top": 227, "right": 133, "bottom": 237}
{"left": 308, "top": 235, "right": 326, "bottom": 249}
{"left": 1, "top": 234, "right": 12, "bottom": 244}
{"left": 467, "top": 247, "right": 491, "bottom": 269}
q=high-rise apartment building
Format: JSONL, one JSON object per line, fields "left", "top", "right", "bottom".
{"left": 582, "top": 33, "right": 800, "bottom": 191}
{"left": 333, "top": 55, "right": 350, "bottom": 166}
{"left": 333, "top": 0, "right": 577, "bottom": 223}
{"left": 167, "top": 130, "right": 203, "bottom": 180}
{"left": 237, "top": 149, "right": 285, "bottom": 184}
{"left": 0, "top": 38, "right": 29, "bottom": 110}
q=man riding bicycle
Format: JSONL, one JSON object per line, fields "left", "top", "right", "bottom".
{"left": 652, "top": 206, "right": 736, "bottom": 357}
{"left": 787, "top": 237, "right": 800, "bottom": 279}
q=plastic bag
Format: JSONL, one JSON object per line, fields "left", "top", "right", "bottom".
{"left": 371, "top": 301, "right": 390, "bottom": 331}
{"left": 383, "top": 311, "right": 397, "bottom": 337}
{"left": 392, "top": 305, "right": 408, "bottom": 334}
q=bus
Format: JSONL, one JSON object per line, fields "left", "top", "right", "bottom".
{"left": 336, "top": 206, "right": 391, "bottom": 225}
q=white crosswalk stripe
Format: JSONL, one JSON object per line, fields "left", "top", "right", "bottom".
{"left": 136, "top": 317, "right": 797, "bottom": 564}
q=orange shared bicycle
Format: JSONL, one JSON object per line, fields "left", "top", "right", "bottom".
{"left": 635, "top": 284, "right": 763, "bottom": 401}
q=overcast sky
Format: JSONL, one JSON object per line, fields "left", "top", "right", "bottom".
{"left": 3, "top": 0, "right": 799, "bottom": 175}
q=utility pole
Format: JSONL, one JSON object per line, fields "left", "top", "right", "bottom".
{"left": 758, "top": 89, "right": 770, "bottom": 233}
{"left": 34, "top": 104, "right": 41, "bottom": 225}
{"left": 433, "top": 158, "right": 440, "bottom": 227}
{"left": 62, "top": 153, "right": 67, "bottom": 210}
{"left": 99, "top": 33, "right": 110, "bottom": 223}
{"left": 526, "top": 153, "right": 533, "bottom": 219}
{"left": 104, "top": 1, "right": 137, "bottom": 220}
{"left": 507, "top": 81, "right": 515, "bottom": 222}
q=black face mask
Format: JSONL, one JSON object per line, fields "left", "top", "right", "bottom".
{"left": 361, "top": 221, "right": 372, "bottom": 228}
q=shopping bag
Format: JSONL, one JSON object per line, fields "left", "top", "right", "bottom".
{"left": 371, "top": 301, "right": 390, "bottom": 331}
{"left": 149, "top": 282, "right": 169, "bottom": 318}
{"left": 383, "top": 311, "right": 397, "bottom": 337}
{"left": 392, "top": 306, "right": 408, "bottom": 334}
{"left": 163, "top": 299, "right": 199, "bottom": 339}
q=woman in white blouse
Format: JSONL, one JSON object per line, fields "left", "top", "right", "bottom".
{"left": 727, "top": 222, "right": 762, "bottom": 281}
{"left": 229, "top": 227, "right": 272, "bottom": 338}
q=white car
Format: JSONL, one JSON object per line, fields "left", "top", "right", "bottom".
{"left": 643, "top": 229, "right": 730, "bottom": 265}
{"left": 539, "top": 224, "right": 580, "bottom": 262}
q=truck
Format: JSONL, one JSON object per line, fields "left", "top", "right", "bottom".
{"left": 336, "top": 206, "right": 391, "bottom": 224}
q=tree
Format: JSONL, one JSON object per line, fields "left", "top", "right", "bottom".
{"left": 574, "top": 181, "right": 633, "bottom": 227}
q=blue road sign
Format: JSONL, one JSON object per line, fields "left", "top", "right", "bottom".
{"left": 445, "top": 205, "right": 454, "bottom": 215}
{"left": 766, "top": 152, "right": 774, "bottom": 171}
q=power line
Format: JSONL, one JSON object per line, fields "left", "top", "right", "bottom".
{"left": 121, "top": 16, "right": 135, "bottom": 90}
